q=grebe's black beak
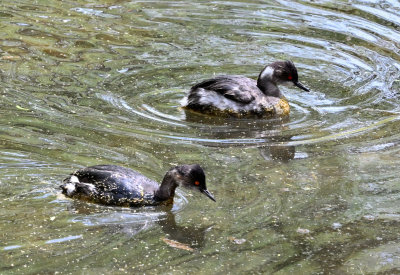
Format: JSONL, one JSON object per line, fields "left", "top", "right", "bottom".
{"left": 294, "top": 81, "right": 310, "bottom": 92}
{"left": 201, "top": 189, "right": 216, "bottom": 202}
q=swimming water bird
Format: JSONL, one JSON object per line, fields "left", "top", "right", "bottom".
{"left": 182, "top": 60, "right": 310, "bottom": 117}
{"left": 61, "top": 164, "right": 215, "bottom": 207}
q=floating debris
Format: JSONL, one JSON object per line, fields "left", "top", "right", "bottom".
{"left": 228, "top": 236, "right": 246, "bottom": 245}
{"left": 16, "top": 105, "right": 30, "bottom": 111}
{"left": 363, "top": 215, "right": 375, "bottom": 221}
{"left": 296, "top": 228, "right": 310, "bottom": 234}
{"left": 332, "top": 222, "right": 342, "bottom": 230}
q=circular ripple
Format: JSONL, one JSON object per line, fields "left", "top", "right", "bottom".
{"left": 90, "top": 1, "right": 400, "bottom": 152}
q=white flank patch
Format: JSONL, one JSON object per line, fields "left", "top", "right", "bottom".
{"left": 64, "top": 183, "right": 76, "bottom": 195}
{"left": 197, "top": 89, "right": 240, "bottom": 111}
{"left": 84, "top": 183, "right": 97, "bottom": 192}
{"left": 180, "top": 96, "right": 188, "bottom": 106}
{"left": 70, "top": 175, "right": 80, "bottom": 183}
{"left": 259, "top": 66, "right": 274, "bottom": 80}
{"left": 198, "top": 89, "right": 220, "bottom": 105}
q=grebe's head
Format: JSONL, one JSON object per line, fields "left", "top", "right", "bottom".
{"left": 259, "top": 60, "right": 310, "bottom": 92}
{"left": 173, "top": 164, "right": 216, "bottom": 202}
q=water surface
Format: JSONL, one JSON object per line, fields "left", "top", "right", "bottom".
{"left": 1, "top": 0, "right": 400, "bottom": 274}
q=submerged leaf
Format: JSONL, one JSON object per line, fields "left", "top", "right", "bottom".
{"left": 161, "top": 237, "right": 194, "bottom": 252}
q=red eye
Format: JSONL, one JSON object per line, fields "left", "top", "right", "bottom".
{"left": 288, "top": 75, "right": 293, "bottom": 80}
{"left": 194, "top": 181, "right": 200, "bottom": 186}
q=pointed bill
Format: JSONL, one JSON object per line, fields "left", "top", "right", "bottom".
{"left": 294, "top": 81, "right": 310, "bottom": 92}
{"left": 201, "top": 189, "right": 216, "bottom": 202}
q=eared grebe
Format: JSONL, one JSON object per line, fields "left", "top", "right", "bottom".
{"left": 61, "top": 164, "right": 215, "bottom": 207}
{"left": 182, "top": 60, "right": 309, "bottom": 117}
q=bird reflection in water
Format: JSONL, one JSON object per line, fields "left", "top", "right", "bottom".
{"left": 63, "top": 200, "right": 212, "bottom": 250}
{"left": 157, "top": 211, "right": 213, "bottom": 249}
{"left": 182, "top": 110, "right": 296, "bottom": 162}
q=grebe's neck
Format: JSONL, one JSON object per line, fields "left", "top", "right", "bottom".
{"left": 257, "top": 66, "right": 282, "bottom": 98}
{"left": 154, "top": 168, "right": 179, "bottom": 201}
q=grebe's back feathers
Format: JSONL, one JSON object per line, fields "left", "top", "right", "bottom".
{"left": 189, "top": 75, "right": 257, "bottom": 104}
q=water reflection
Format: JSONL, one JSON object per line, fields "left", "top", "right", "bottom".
{"left": 65, "top": 198, "right": 209, "bottom": 249}
{"left": 259, "top": 144, "right": 295, "bottom": 162}
{"left": 184, "top": 109, "right": 296, "bottom": 161}
{"left": 158, "top": 212, "right": 212, "bottom": 249}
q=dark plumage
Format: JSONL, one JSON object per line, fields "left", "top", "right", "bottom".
{"left": 60, "top": 164, "right": 215, "bottom": 207}
{"left": 182, "top": 60, "right": 309, "bottom": 117}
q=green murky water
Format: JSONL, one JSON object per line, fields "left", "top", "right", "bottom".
{"left": 1, "top": 0, "right": 400, "bottom": 274}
